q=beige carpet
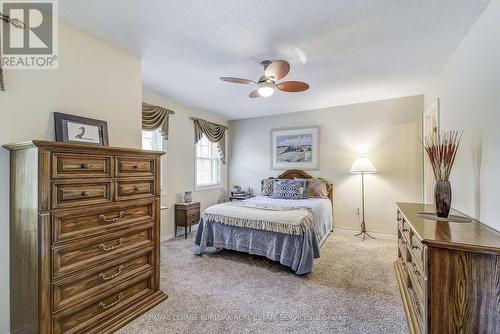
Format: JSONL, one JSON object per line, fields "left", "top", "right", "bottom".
{"left": 117, "top": 229, "right": 408, "bottom": 334}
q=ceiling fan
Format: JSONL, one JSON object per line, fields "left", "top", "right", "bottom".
{"left": 219, "top": 60, "right": 309, "bottom": 98}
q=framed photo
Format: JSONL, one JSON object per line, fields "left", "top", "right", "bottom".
{"left": 271, "top": 126, "right": 320, "bottom": 170}
{"left": 54, "top": 112, "right": 109, "bottom": 146}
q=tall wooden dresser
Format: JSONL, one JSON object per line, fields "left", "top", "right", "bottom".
{"left": 395, "top": 202, "right": 500, "bottom": 334}
{"left": 5, "top": 141, "right": 167, "bottom": 334}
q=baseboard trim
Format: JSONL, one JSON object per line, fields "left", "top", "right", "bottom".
{"left": 334, "top": 226, "right": 397, "bottom": 240}
{"left": 161, "top": 226, "right": 199, "bottom": 242}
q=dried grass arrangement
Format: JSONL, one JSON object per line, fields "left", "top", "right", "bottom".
{"left": 422, "top": 130, "right": 462, "bottom": 182}
{"left": 422, "top": 130, "right": 462, "bottom": 217}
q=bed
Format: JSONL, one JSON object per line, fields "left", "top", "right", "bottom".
{"left": 194, "top": 170, "right": 333, "bottom": 275}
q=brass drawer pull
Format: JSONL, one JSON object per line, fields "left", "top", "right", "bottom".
{"left": 81, "top": 191, "right": 90, "bottom": 196}
{"left": 98, "top": 292, "right": 123, "bottom": 309}
{"left": 99, "top": 211, "right": 125, "bottom": 223}
{"left": 80, "top": 163, "right": 89, "bottom": 169}
{"left": 133, "top": 186, "right": 140, "bottom": 191}
{"left": 98, "top": 265, "right": 124, "bottom": 281}
{"left": 133, "top": 165, "right": 143, "bottom": 169}
{"left": 98, "top": 238, "right": 124, "bottom": 251}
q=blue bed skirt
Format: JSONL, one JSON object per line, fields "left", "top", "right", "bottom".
{"left": 194, "top": 218, "right": 326, "bottom": 275}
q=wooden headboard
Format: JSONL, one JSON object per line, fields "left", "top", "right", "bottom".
{"left": 266, "top": 169, "right": 334, "bottom": 205}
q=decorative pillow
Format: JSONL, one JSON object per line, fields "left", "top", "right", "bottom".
{"left": 295, "top": 177, "right": 329, "bottom": 198}
{"left": 271, "top": 179, "right": 308, "bottom": 200}
{"left": 261, "top": 178, "right": 276, "bottom": 196}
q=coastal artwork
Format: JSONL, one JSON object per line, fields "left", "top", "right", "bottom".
{"left": 271, "top": 127, "right": 319, "bottom": 170}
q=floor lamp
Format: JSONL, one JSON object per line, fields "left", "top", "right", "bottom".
{"left": 350, "top": 157, "right": 376, "bottom": 241}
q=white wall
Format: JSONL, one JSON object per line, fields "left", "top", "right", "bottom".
{"left": 425, "top": 0, "right": 500, "bottom": 231}
{"left": 229, "top": 96, "right": 423, "bottom": 235}
{"left": 0, "top": 20, "right": 142, "bottom": 334}
{"left": 142, "top": 91, "right": 228, "bottom": 240}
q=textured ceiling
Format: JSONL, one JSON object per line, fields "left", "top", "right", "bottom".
{"left": 59, "top": 0, "right": 489, "bottom": 120}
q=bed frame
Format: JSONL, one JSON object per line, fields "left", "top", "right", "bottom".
{"left": 265, "top": 169, "right": 334, "bottom": 206}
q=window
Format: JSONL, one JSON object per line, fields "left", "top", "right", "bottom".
{"left": 195, "top": 135, "right": 222, "bottom": 189}
{"left": 142, "top": 129, "right": 165, "bottom": 194}
{"left": 142, "top": 129, "right": 163, "bottom": 151}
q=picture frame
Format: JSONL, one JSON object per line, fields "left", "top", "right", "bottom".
{"left": 270, "top": 126, "right": 320, "bottom": 170}
{"left": 54, "top": 112, "right": 109, "bottom": 146}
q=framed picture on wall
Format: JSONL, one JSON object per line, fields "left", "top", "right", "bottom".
{"left": 270, "top": 126, "right": 320, "bottom": 170}
{"left": 54, "top": 112, "right": 109, "bottom": 146}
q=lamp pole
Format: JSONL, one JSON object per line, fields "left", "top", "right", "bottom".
{"left": 355, "top": 171, "right": 375, "bottom": 241}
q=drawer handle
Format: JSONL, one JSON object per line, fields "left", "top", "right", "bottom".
{"left": 133, "top": 186, "right": 140, "bottom": 191}
{"left": 80, "top": 163, "right": 90, "bottom": 169}
{"left": 98, "top": 292, "right": 123, "bottom": 309}
{"left": 99, "top": 211, "right": 125, "bottom": 223}
{"left": 402, "top": 228, "right": 409, "bottom": 232}
{"left": 81, "top": 191, "right": 90, "bottom": 196}
{"left": 133, "top": 165, "right": 143, "bottom": 169}
{"left": 411, "top": 245, "right": 419, "bottom": 250}
{"left": 98, "top": 237, "right": 124, "bottom": 251}
{"left": 98, "top": 265, "right": 124, "bottom": 281}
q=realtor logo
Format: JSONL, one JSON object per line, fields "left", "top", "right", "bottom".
{"left": 1, "top": 0, "right": 58, "bottom": 69}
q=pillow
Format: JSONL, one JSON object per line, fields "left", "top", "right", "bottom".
{"left": 295, "top": 177, "right": 329, "bottom": 198}
{"left": 271, "top": 179, "right": 308, "bottom": 200}
{"left": 261, "top": 178, "right": 276, "bottom": 196}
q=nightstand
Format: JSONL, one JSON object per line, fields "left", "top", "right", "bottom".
{"left": 228, "top": 195, "right": 255, "bottom": 201}
{"left": 175, "top": 201, "right": 200, "bottom": 239}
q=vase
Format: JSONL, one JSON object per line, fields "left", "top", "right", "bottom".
{"left": 434, "top": 180, "right": 451, "bottom": 218}
{"left": 184, "top": 191, "right": 193, "bottom": 203}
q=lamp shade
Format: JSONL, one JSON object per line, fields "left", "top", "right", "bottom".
{"left": 350, "top": 157, "right": 376, "bottom": 173}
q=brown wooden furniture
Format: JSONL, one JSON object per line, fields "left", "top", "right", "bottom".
{"left": 395, "top": 202, "right": 500, "bottom": 334}
{"left": 228, "top": 194, "right": 255, "bottom": 201}
{"left": 4, "top": 140, "right": 167, "bottom": 334}
{"left": 175, "top": 202, "right": 200, "bottom": 239}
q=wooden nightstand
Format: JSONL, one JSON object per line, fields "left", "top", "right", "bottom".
{"left": 175, "top": 201, "right": 201, "bottom": 239}
{"left": 229, "top": 195, "right": 255, "bottom": 201}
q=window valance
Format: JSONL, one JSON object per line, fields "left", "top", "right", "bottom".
{"left": 191, "top": 117, "right": 227, "bottom": 164}
{"left": 142, "top": 102, "right": 175, "bottom": 139}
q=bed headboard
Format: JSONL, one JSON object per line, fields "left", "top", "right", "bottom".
{"left": 266, "top": 169, "right": 334, "bottom": 205}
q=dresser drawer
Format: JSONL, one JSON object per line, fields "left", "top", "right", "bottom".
{"left": 115, "top": 179, "right": 155, "bottom": 201}
{"left": 409, "top": 234, "right": 424, "bottom": 271}
{"left": 52, "top": 273, "right": 153, "bottom": 334}
{"left": 52, "top": 153, "right": 112, "bottom": 178}
{"left": 408, "top": 257, "right": 425, "bottom": 303}
{"left": 52, "top": 200, "right": 155, "bottom": 244}
{"left": 53, "top": 249, "right": 154, "bottom": 313}
{"left": 408, "top": 284, "right": 424, "bottom": 332}
{"left": 52, "top": 181, "right": 113, "bottom": 209}
{"left": 52, "top": 226, "right": 154, "bottom": 278}
{"left": 115, "top": 156, "right": 155, "bottom": 177}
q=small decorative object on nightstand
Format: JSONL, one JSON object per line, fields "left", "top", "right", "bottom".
{"left": 175, "top": 201, "right": 200, "bottom": 239}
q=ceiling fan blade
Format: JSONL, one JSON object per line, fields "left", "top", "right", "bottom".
{"left": 264, "top": 60, "right": 290, "bottom": 80}
{"left": 276, "top": 81, "right": 310, "bottom": 92}
{"left": 219, "top": 77, "right": 255, "bottom": 84}
{"left": 249, "top": 90, "right": 260, "bottom": 98}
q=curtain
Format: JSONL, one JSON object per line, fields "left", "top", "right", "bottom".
{"left": 142, "top": 102, "right": 175, "bottom": 139}
{"left": 192, "top": 117, "right": 227, "bottom": 164}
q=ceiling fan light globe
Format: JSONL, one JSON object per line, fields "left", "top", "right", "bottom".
{"left": 257, "top": 82, "right": 275, "bottom": 97}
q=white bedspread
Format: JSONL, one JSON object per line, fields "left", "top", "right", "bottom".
{"left": 244, "top": 195, "right": 333, "bottom": 245}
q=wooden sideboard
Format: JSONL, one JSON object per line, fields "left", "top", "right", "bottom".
{"left": 4, "top": 140, "right": 167, "bottom": 334}
{"left": 395, "top": 202, "right": 500, "bottom": 334}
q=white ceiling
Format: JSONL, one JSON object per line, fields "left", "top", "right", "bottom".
{"left": 60, "top": 0, "right": 489, "bottom": 120}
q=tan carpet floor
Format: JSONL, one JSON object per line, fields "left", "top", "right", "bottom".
{"left": 117, "top": 229, "right": 408, "bottom": 334}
